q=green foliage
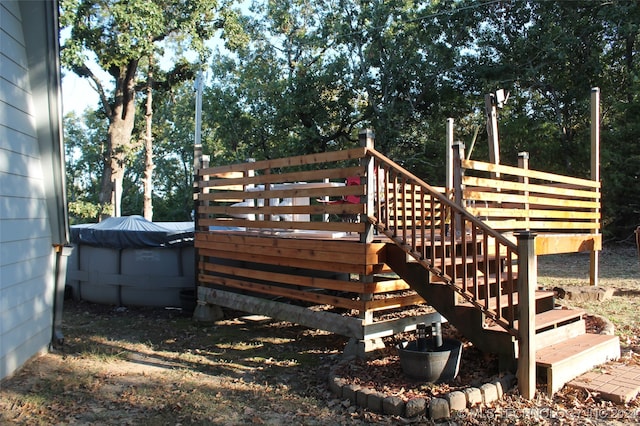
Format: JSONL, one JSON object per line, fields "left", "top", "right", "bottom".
{"left": 64, "top": 0, "right": 640, "bottom": 237}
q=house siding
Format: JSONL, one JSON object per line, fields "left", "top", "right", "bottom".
{"left": 0, "top": 1, "right": 57, "bottom": 380}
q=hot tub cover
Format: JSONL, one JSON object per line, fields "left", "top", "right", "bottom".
{"left": 70, "top": 215, "right": 194, "bottom": 249}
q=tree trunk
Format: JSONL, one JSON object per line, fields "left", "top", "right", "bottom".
{"left": 143, "top": 56, "right": 154, "bottom": 221}
{"left": 99, "top": 60, "right": 138, "bottom": 219}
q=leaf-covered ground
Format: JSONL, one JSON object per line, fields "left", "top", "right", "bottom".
{"left": 0, "top": 246, "right": 638, "bottom": 425}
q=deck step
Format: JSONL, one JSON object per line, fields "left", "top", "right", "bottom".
{"left": 535, "top": 333, "right": 620, "bottom": 395}
{"left": 484, "top": 307, "right": 584, "bottom": 333}
{"left": 459, "top": 290, "right": 555, "bottom": 312}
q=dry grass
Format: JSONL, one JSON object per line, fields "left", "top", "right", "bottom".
{"left": 538, "top": 244, "right": 640, "bottom": 348}
{"left": 0, "top": 245, "right": 638, "bottom": 425}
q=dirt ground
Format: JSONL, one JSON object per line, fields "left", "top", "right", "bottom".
{"left": 0, "top": 245, "right": 639, "bottom": 425}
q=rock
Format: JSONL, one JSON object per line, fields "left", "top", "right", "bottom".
{"left": 491, "top": 379, "right": 504, "bottom": 399}
{"left": 405, "top": 397, "right": 427, "bottom": 418}
{"left": 356, "top": 387, "right": 375, "bottom": 407}
{"left": 446, "top": 390, "right": 467, "bottom": 412}
{"left": 429, "top": 398, "right": 450, "bottom": 420}
{"left": 342, "top": 384, "right": 360, "bottom": 403}
{"left": 367, "top": 391, "right": 385, "bottom": 413}
{"left": 463, "top": 387, "right": 483, "bottom": 407}
{"left": 559, "top": 286, "right": 614, "bottom": 302}
{"left": 328, "top": 376, "right": 345, "bottom": 397}
{"left": 382, "top": 395, "right": 405, "bottom": 416}
{"left": 480, "top": 383, "right": 499, "bottom": 404}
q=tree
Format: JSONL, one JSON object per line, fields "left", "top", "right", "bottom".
{"left": 60, "top": 0, "right": 227, "bottom": 218}
{"left": 64, "top": 110, "right": 109, "bottom": 223}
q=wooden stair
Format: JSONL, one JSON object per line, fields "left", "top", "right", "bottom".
{"left": 383, "top": 238, "right": 620, "bottom": 395}
{"left": 536, "top": 334, "right": 620, "bottom": 395}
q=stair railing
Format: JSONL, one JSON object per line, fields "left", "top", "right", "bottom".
{"left": 365, "top": 148, "right": 519, "bottom": 335}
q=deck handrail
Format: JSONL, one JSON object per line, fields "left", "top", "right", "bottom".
{"left": 460, "top": 156, "right": 601, "bottom": 234}
{"left": 364, "top": 147, "right": 519, "bottom": 334}
{"left": 195, "top": 147, "right": 370, "bottom": 234}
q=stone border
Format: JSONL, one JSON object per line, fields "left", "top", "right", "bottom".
{"left": 328, "top": 365, "right": 516, "bottom": 420}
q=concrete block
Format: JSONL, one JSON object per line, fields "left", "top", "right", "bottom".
{"left": 343, "top": 337, "right": 385, "bottom": 360}
{"left": 405, "top": 398, "right": 427, "bottom": 418}
{"left": 463, "top": 387, "right": 483, "bottom": 407}
{"left": 429, "top": 398, "right": 450, "bottom": 420}
{"left": 192, "top": 303, "right": 224, "bottom": 322}
{"left": 446, "top": 390, "right": 467, "bottom": 412}
{"left": 356, "top": 387, "right": 375, "bottom": 407}
{"left": 480, "top": 383, "right": 499, "bottom": 404}
{"left": 342, "top": 384, "right": 360, "bottom": 403}
{"left": 492, "top": 379, "right": 504, "bottom": 399}
{"left": 367, "top": 391, "right": 385, "bottom": 413}
{"left": 328, "top": 376, "right": 345, "bottom": 397}
{"left": 382, "top": 396, "right": 405, "bottom": 416}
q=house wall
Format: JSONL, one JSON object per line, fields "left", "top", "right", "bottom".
{"left": 0, "top": 1, "right": 61, "bottom": 380}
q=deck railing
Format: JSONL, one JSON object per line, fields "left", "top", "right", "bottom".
{"left": 365, "top": 148, "right": 520, "bottom": 334}
{"left": 195, "top": 139, "right": 601, "bottom": 335}
{"left": 195, "top": 148, "right": 369, "bottom": 235}
{"left": 458, "top": 148, "right": 601, "bottom": 234}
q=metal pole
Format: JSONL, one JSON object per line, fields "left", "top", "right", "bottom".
{"left": 590, "top": 87, "right": 600, "bottom": 287}
{"left": 194, "top": 67, "right": 203, "bottom": 157}
{"left": 446, "top": 118, "right": 454, "bottom": 197}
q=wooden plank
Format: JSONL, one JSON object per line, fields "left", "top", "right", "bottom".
{"left": 201, "top": 261, "right": 409, "bottom": 295}
{"left": 201, "top": 203, "right": 364, "bottom": 216}
{"left": 199, "top": 273, "right": 364, "bottom": 310}
{"left": 200, "top": 147, "right": 367, "bottom": 176}
{"left": 363, "top": 293, "right": 426, "bottom": 311}
{"left": 196, "top": 240, "right": 375, "bottom": 265}
{"left": 464, "top": 190, "right": 600, "bottom": 209}
{"left": 201, "top": 165, "right": 364, "bottom": 188}
{"left": 535, "top": 234, "right": 601, "bottom": 254}
{"left": 201, "top": 185, "right": 362, "bottom": 201}
{"left": 200, "top": 232, "right": 388, "bottom": 259}
{"left": 197, "top": 247, "right": 372, "bottom": 275}
{"left": 197, "top": 231, "right": 382, "bottom": 256}
{"left": 198, "top": 217, "right": 365, "bottom": 233}
{"left": 467, "top": 207, "right": 599, "bottom": 220}
{"left": 368, "top": 278, "right": 412, "bottom": 293}
{"left": 462, "top": 159, "right": 600, "bottom": 189}
{"left": 486, "top": 308, "right": 584, "bottom": 333}
{"left": 525, "top": 221, "right": 600, "bottom": 230}
{"left": 537, "top": 334, "right": 620, "bottom": 395}
{"left": 200, "top": 262, "right": 366, "bottom": 293}
{"left": 536, "top": 334, "right": 619, "bottom": 367}
{"left": 463, "top": 176, "right": 600, "bottom": 199}
{"left": 198, "top": 287, "right": 365, "bottom": 339}
{"left": 481, "top": 219, "right": 599, "bottom": 231}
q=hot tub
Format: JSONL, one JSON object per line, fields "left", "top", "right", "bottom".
{"left": 65, "top": 216, "right": 195, "bottom": 308}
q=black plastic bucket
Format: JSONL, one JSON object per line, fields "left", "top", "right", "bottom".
{"left": 397, "top": 338, "right": 462, "bottom": 383}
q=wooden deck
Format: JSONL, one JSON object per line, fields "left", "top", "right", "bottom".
{"left": 194, "top": 133, "right": 612, "bottom": 394}
{"left": 196, "top": 228, "right": 442, "bottom": 347}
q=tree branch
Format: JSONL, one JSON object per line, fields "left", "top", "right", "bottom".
{"left": 72, "top": 63, "right": 113, "bottom": 117}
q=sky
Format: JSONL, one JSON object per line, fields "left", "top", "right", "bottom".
{"left": 62, "top": 73, "right": 99, "bottom": 114}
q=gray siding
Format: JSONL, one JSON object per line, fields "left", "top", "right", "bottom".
{"left": 0, "top": 1, "right": 57, "bottom": 380}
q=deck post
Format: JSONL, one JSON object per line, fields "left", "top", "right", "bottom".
{"left": 446, "top": 118, "right": 454, "bottom": 198}
{"left": 350, "top": 129, "right": 382, "bottom": 356}
{"left": 452, "top": 142, "right": 465, "bottom": 236}
{"left": 359, "top": 129, "right": 375, "bottom": 244}
{"left": 516, "top": 231, "right": 537, "bottom": 400}
{"left": 590, "top": 87, "right": 600, "bottom": 287}
{"left": 193, "top": 155, "right": 225, "bottom": 322}
{"left": 518, "top": 152, "right": 530, "bottom": 230}
{"left": 485, "top": 93, "right": 501, "bottom": 176}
